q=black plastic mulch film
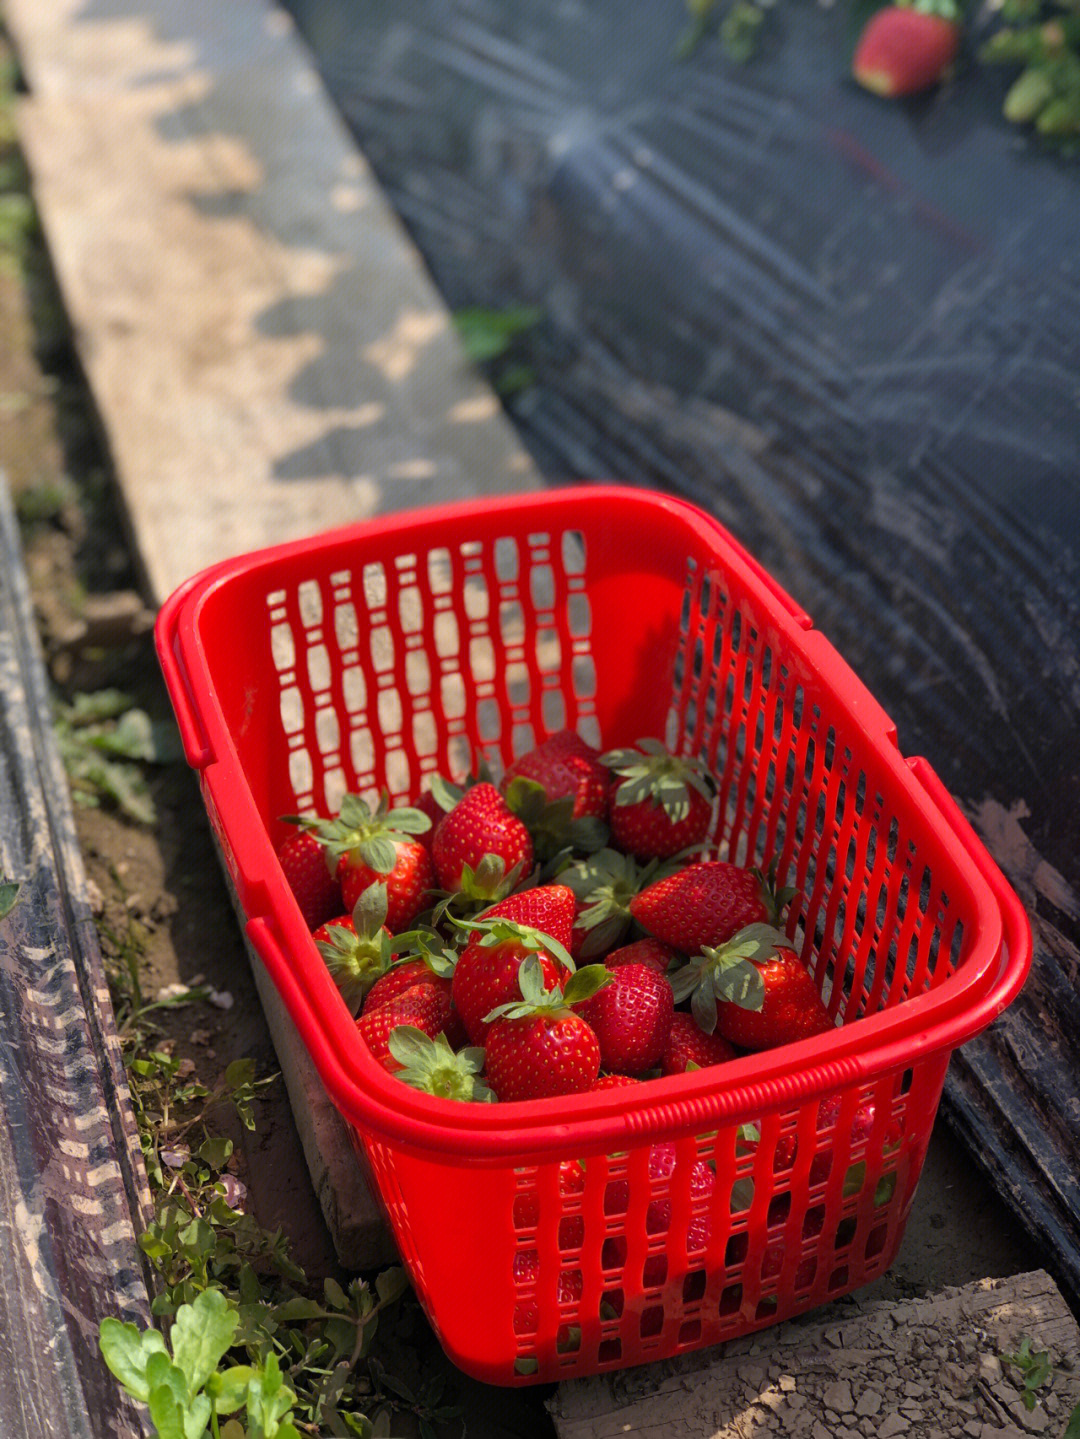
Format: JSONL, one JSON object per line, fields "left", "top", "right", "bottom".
{"left": 281, "top": 0, "right": 1080, "bottom": 1304}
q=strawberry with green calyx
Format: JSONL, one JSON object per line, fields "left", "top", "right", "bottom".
{"left": 449, "top": 885, "right": 577, "bottom": 1045}
{"left": 575, "top": 961, "right": 675, "bottom": 1075}
{"left": 559, "top": 847, "right": 661, "bottom": 960}
{"left": 276, "top": 823, "right": 343, "bottom": 931}
{"left": 361, "top": 932, "right": 468, "bottom": 1049}
{"left": 312, "top": 882, "right": 408, "bottom": 1014}
{"left": 413, "top": 760, "right": 495, "bottom": 845}
{"left": 600, "top": 738, "right": 716, "bottom": 859}
{"left": 500, "top": 730, "right": 612, "bottom": 862}
{"left": 661, "top": 1011, "right": 739, "bottom": 1075}
{"left": 852, "top": 0, "right": 962, "bottom": 98}
{"left": 385, "top": 1026, "right": 496, "bottom": 1102}
{"left": 482, "top": 957, "right": 611, "bottom": 1102}
{"left": 502, "top": 776, "right": 609, "bottom": 867}
{"left": 356, "top": 981, "right": 454, "bottom": 1071}
{"left": 430, "top": 782, "right": 534, "bottom": 904}
{"left": 290, "top": 792, "right": 434, "bottom": 932}
{"left": 629, "top": 857, "right": 794, "bottom": 954}
{"left": 671, "top": 923, "right": 833, "bottom": 1050}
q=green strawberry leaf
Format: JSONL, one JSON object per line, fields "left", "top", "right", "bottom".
{"left": 387, "top": 1027, "right": 496, "bottom": 1102}
{"left": 352, "top": 882, "right": 389, "bottom": 937}
{"left": 561, "top": 964, "right": 613, "bottom": 1006}
{"left": 99, "top": 1317, "right": 169, "bottom": 1403}
{"left": 711, "top": 957, "right": 765, "bottom": 1011}
{"left": 0, "top": 879, "right": 20, "bottom": 918}
{"left": 375, "top": 1266, "right": 410, "bottom": 1308}
{"left": 205, "top": 1364, "right": 258, "bottom": 1415}
{"left": 355, "top": 835, "right": 396, "bottom": 874}
{"left": 691, "top": 982, "right": 719, "bottom": 1034}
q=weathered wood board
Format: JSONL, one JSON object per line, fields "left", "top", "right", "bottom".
{"left": 549, "top": 1270, "right": 1080, "bottom": 1439}
{"left": 3, "top": 0, "right": 547, "bottom": 1268}
{"left": 0, "top": 475, "right": 154, "bottom": 1439}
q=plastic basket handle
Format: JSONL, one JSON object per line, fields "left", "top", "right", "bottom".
{"left": 154, "top": 587, "right": 214, "bottom": 770}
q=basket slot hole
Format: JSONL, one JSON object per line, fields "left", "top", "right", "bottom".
{"left": 828, "top": 1265, "right": 849, "bottom": 1293}
{"left": 683, "top": 1270, "right": 707, "bottom": 1304}
{"left": 494, "top": 536, "right": 518, "bottom": 582}
{"left": 567, "top": 590, "right": 591, "bottom": 639}
{"left": 298, "top": 579, "right": 323, "bottom": 626}
{"left": 289, "top": 748, "right": 313, "bottom": 801}
{"left": 679, "top": 1319, "right": 702, "bottom": 1345}
{"left": 463, "top": 575, "right": 489, "bottom": 622}
{"left": 499, "top": 597, "right": 525, "bottom": 648}
{"left": 427, "top": 548, "right": 453, "bottom": 596}
{"left": 434, "top": 611, "right": 459, "bottom": 658}
{"left": 405, "top": 650, "right": 431, "bottom": 699}
{"left": 335, "top": 601, "right": 359, "bottom": 651}
{"left": 530, "top": 563, "right": 555, "bottom": 611}
{"left": 280, "top": 686, "right": 303, "bottom": 735}
{"left": 377, "top": 688, "right": 402, "bottom": 739}
{"left": 640, "top": 1305, "right": 665, "bottom": 1339}
{"left": 725, "top": 1232, "right": 748, "bottom": 1268}
{"left": 536, "top": 627, "right": 562, "bottom": 675}
{"left": 361, "top": 563, "right": 387, "bottom": 610}
{"left": 412, "top": 710, "right": 437, "bottom": 760}
{"left": 559, "top": 1215, "right": 585, "bottom": 1252}
{"left": 504, "top": 661, "right": 531, "bottom": 711}
{"left": 385, "top": 749, "right": 410, "bottom": 799}
{"left": 307, "top": 644, "right": 332, "bottom": 694}
{"left": 470, "top": 634, "right": 496, "bottom": 686}
{"left": 271, "top": 622, "right": 295, "bottom": 672}
{"left": 342, "top": 666, "right": 366, "bottom": 714}
{"left": 440, "top": 672, "right": 466, "bottom": 721}
{"left": 600, "top": 1288, "right": 624, "bottom": 1319}
{"left": 396, "top": 587, "right": 422, "bottom": 636}
{"left": 543, "top": 687, "right": 566, "bottom": 732}
{"left": 598, "top": 1338, "right": 622, "bottom": 1364}
{"left": 349, "top": 728, "right": 374, "bottom": 777}
{"left": 602, "top": 1236, "right": 627, "bottom": 1271}
{"left": 866, "top": 1223, "right": 889, "bottom": 1259}
{"left": 315, "top": 707, "right": 340, "bottom": 757}
{"left": 561, "top": 529, "right": 586, "bottom": 575}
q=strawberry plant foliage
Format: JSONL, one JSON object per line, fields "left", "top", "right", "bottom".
{"left": 96, "top": 934, "right": 464, "bottom": 1439}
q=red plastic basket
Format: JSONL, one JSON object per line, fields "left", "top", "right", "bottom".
{"left": 155, "top": 485, "right": 1030, "bottom": 1386}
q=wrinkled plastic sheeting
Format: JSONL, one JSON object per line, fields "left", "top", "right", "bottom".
{"left": 285, "top": 0, "right": 1080, "bottom": 1300}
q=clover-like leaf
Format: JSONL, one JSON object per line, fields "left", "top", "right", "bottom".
{"left": 99, "top": 1317, "right": 169, "bottom": 1404}
{"left": 170, "top": 1288, "right": 239, "bottom": 1395}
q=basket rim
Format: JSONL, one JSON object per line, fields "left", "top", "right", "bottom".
{"left": 155, "top": 485, "right": 1032, "bottom": 1162}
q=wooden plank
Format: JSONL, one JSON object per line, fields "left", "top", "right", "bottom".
{"left": 0, "top": 475, "right": 154, "bottom": 1439}
{"left": 5, "top": 0, "right": 542, "bottom": 607}
{"left": 2, "top": 0, "right": 546, "bottom": 1269}
{"left": 548, "top": 1270, "right": 1080, "bottom": 1439}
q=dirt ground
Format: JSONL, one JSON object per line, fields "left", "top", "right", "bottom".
{"left": 0, "top": 26, "right": 1045, "bottom": 1437}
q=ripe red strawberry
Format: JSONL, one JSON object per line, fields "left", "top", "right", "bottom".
{"left": 513, "top": 1159, "right": 586, "bottom": 1233}
{"left": 482, "top": 959, "right": 609, "bottom": 1102}
{"left": 513, "top": 1248, "right": 584, "bottom": 1338}
{"left": 670, "top": 923, "right": 832, "bottom": 1051}
{"left": 502, "top": 729, "right": 610, "bottom": 819}
{"left": 576, "top": 962, "right": 675, "bottom": 1075}
{"left": 591, "top": 1073, "right": 642, "bottom": 1090}
{"left": 277, "top": 825, "right": 342, "bottom": 930}
{"left": 450, "top": 885, "right": 576, "bottom": 1045}
{"left": 294, "top": 793, "right": 434, "bottom": 932}
{"left": 852, "top": 5, "right": 960, "bottom": 97}
{"left": 600, "top": 738, "right": 716, "bottom": 859}
{"left": 604, "top": 937, "right": 677, "bottom": 976}
{"left": 715, "top": 941, "right": 832, "bottom": 1052}
{"left": 661, "top": 1011, "right": 738, "bottom": 1075}
{"left": 501, "top": 729, "right": 612, "bottom": 861}
{"left": 363, "top": 953, "right": 467, "bottom": 1050}
{"left": 431, "top": 782, "right": 534, "bottom": 901}
{"left": 629, "top": 859, "right": 788, "bottom": 953}
{"left": 356, "top": 983, "right": 452, "bottom": 1071}
{"left": 312, "top": 883, "right": 399, "bottom": 1012}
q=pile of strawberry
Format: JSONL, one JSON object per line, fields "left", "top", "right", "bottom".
{"left": 276, "top": 731, "right": 835, "bottom": 1104}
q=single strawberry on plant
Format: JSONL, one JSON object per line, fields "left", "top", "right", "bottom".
{"left": 431, "top": 782, "right": 534, "bottom": 903}
{"left": 600, "top": 738, "right": 716, "bottom": 859}
{"left": 629, "top": 858, "right": 794, "bottom": 954}
{"left": 482, "top": 956, "right": 610, "bottom": 1102}
{"left": 670, "top": 923, "right": 833, "bottom": 1051}
{"left": 450, "top": 884, "right": 576, "bottom": 1045}
{"left": 852, "top": 2, "right": 961, "bottom": 98}
{"left": 575, "top": 961, "right": 675, "bottom": 1075}
{"left": 385, "top": 1026, "right": 495, "bottom": 1102}
{"left": 312, "top": 883, "right": 402, "bottom": 1013}
{"left": 290, "top": 792, "right": 434, "bottom": 933}
{"left": 276, "top": 824, "right": 343, "bottom": 931}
